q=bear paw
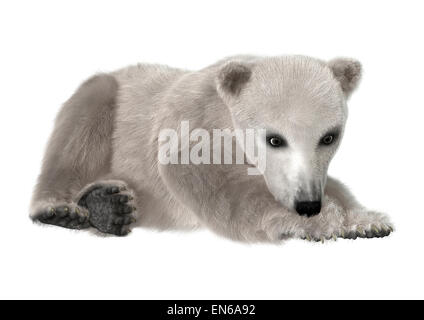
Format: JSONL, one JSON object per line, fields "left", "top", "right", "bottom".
{"left": 342, "top": 209, "right": 394, "bottom": 240}
{"left": 78, "top": 184, "right": 137, "bottom": 236}
{"left": 300, "top": 210, "right": 394, "bottom": 243}
{"left": 34, "top": 204, "right": 90, "bottom": 230}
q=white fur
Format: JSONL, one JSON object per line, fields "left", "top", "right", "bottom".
{"left": 31, "top": 55, "right": 393, "bottom": 242}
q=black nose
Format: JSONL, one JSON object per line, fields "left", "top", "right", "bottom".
{"left": 295, "top": 201, "right": 321, "bottom": 217}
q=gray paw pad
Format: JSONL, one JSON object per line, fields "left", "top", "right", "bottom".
{"left": 78, "top": 185, "right": 136, "bottom": 236}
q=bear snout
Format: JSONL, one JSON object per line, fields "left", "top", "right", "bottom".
{"left": 295, "top": 201, "right": 322, "bottom": 217}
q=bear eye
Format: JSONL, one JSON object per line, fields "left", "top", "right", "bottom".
{"left": 320, "top": 133, "right": 338, "bottom": 146}
{"left": 267, "top": 135, "right": 287, "bottom": 148}
{"left": 321, "top": 135, "right": 334, "bottom": 145}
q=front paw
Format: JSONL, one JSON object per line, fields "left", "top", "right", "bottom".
{"left": 299, "top": 210, "right": 394, "bottom": 243}
{"left": 342, "top": 210, "right": 394, "bottom": 240}
{"left": 34, "top": 204, "right": 90, "bottom": 230}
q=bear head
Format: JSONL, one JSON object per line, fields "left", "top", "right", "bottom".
{"left": 216, "top": 55, "right": 362, "bottom": 216}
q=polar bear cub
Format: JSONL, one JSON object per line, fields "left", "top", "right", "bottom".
{"left": 31, "top": 55, "right": 393, "bottom": 242}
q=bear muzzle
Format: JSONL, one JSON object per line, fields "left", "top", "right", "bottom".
{"left": 295, "top": 200, "right": 322, "bottom": 217}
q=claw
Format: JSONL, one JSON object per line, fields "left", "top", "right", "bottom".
{"left": 50, "top": 207, "right": 56, "bottom": 215}
{"left": 75, "top": 207, "right": 80, "bottom": 214}
{"left": 357, "top": 227, "right": 366, "bottom": 237}
{"left": 340, "top": 230, "right": 345, "bottom": 238}
{"left": 44, "top": 208, "right": 55, "bottom": 218}
{"left": 120, "top": 186, "right": 127, "bottom": 191}
{"left": 332, "top": 234, "right": 337, "bottom": 241}
{"left": 320, "top": 236, "right": 325, "bottom": 244}
{"left": 372, "top": 225, "right": 380, "bottom": 234}
{"left": 57, "top": 207, "right": 69, "bottom": 218}
{"left": 388, "top": 226, "right": 394, "bottom": 232}
{"left": 306, "top": 235, "right": 311, "bottom": 242}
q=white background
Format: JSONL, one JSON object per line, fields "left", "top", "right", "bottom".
{"left": 0, "top": 0, "right": 423, "bottom": 300}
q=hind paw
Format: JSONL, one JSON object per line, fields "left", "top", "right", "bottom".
{"left": 34, "top": 204, "right": 90, "bottom": 230}
{"left": 78, "top": 184, "right": 137, "bottom": 236}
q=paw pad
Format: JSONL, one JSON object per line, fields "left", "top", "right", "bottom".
{"left": 78, "top": 184, "right": 137, "bottom": 236}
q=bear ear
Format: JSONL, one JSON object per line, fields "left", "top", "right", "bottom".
{"left": 328, "top": 58, "right": 362, "bottom": 98}
{"left": 216, "top": 61, "right": 252, "bottom": 98}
